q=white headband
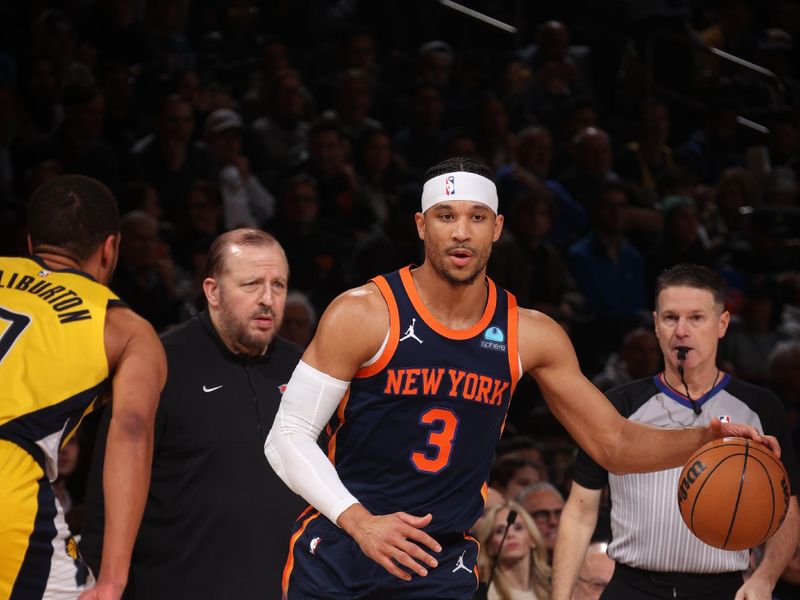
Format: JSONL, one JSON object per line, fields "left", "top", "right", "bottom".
{"left": 421, "top": 172, "right": 498, "bottom": 214}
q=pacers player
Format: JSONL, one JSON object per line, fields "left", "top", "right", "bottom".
{"left": 265, "top": 157, "right": 777, "bottom": 599}
{"left": 0, "top": 175, "right": 166, "bottom": 600}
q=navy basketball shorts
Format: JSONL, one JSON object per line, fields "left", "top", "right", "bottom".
{"left": 282, "top": 509, "right": 480, "bottom": 600}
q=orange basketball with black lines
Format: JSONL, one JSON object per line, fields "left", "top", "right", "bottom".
{"left": 677, "top": 437, "right": 790, "bottom": 551}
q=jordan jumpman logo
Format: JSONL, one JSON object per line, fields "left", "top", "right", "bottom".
{"left": 399, "top": 317, "right": 423, "bottom": 344}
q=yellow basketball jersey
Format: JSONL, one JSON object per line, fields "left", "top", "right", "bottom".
{"left": 0, "top": 256, "right": 120, "bottom": 482}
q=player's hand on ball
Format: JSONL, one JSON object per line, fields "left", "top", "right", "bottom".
{"left": 708, "top": 418, "right": 781, "bottom": 458}
{"left": 338, "top": 504, "right": 441, "bottom": 581}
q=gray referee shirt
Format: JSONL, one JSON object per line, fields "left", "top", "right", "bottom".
{"left": 573, "top": 375, "right": 800, "bottom": 573}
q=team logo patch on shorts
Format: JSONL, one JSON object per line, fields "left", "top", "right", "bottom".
{"left": 309, "top": 536, "right": 321, "bottom": 555}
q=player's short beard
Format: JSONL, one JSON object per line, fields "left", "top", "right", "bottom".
{"left": 425, "top": 238, "right": 488, "bottom": 287}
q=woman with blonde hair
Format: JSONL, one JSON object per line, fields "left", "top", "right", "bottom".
{"left": 477, "top": 501, "right": 552, "bottom": 600}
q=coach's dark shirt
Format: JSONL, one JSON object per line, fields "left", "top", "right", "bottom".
{"left": 80, "top": 310, "right": 305, "bottom": 599}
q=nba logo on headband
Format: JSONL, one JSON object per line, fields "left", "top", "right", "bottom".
{"left": 445, "top": 175, "right": 455, "bottom": 196}
{"left": 421, "top": 171, "right": 498, "bottom": 213}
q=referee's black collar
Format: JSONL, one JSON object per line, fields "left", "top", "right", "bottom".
{"left": 198, "top": 309, "right": 277, "bottom": 364}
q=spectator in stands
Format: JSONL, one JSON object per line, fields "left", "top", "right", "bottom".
{"left": 204, "top": 108, "right": 275, "bottom": 229}
{"left": 354, "top": 127, "right": 413, "bottom": 227}
{"left": 477, "top": 501, "right": 552, "bottom": 600}
{"left": 569, "top": 541, "right": 615, "bottom": 600}
{"left": 142, "top": 0, "right": 196, "bottom": 73}
{"left": 322, "top": 68, "right": 381, "bottom": 144}
{"left": 30, "top": 83, "right": 119, "bottom": 188}
{"left": 116, "top": 180, "right": 163, "bottom": 222}
{"left": 251, "top": 68, "right": 311, "bottom": 185}
{"left": 279, "top": 290, "right": 317, "bottom": 348}
{"left": 496, "top": 435, "right": 547, "bottom": 470}
{"left": 242, "top": 37, "right": 293, "bottom": 121}
{"left": 490, "top": 455, "right": 547, "bottom": 501}
{"left": 129, "top": 94, "right": 214, "bottom": 224}
{"left": 615, "top": 99, "right": 673, "bottom": 203}
{"left": 517, "top": 482, "right": 566, "bottom": 559}
{"left": 474, "top": 95, "right": 516, "bottom": 172}
{"left": 18, "top": 55, "right": 62, "bottom": 140}
{"left": 720, "top": 279, "right": 785, "bottom": 385}
{"left": 449, "top": 49, "right": 492, "bottom": 128}
{"left": 489, "top": 184, "right": 584, "bottom": 321}
{"left": 676, "top": 94, "right": 743, "bottom": 185}
{"left": 567, "top": 181, "right": 648, "bottom": 320}
{"left": 768, "top": 341, "right": 800, "bottom": 417}
{"left": 112, "top": 210, "right": 181, "bottom": 331}
{"left": 171, "top": 180, "right": 224, "bottom": 266}
{"left": 592, "top": 327, "right": 660, "bottom": 392}
{"left": 100, "top": 62, "right": 148, "bottom": 157}
{"left": 647, "top": 195, "right": 711, "bottom": 293}
{"left": 559, "top": 126, "right": 617, "bottom": 206}
{"left": 294, "top": 118, "right": 368, "bottom": 238}
{"left": 269, "top": 173, "right": 347, "bottom": 313}
{"left": 416, "top": 40, "right": 454, "bottom": 88}
{"left": 393, "top": 83, "right": 446, "bottom": 172}
{"left": 706, "top": 166, "right": 759, "bottom": 251}
{"left": 496, "top": 125, "right": 587, "bottom": 245}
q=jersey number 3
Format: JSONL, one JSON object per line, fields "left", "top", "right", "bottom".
{"left": 410, "top": 407, "right": 460, "bottom": 474}
{"left": 0, "top": 306, "right": 31, "bottom": 363}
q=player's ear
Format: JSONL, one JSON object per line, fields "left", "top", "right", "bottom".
{"left": 493, "top": 213, "right": 504, "bottom": 242}
{"left": 99, "top": 233, "right": 118, "bottom": 269}
{"left": 203, "top": 277, "right": 221, "bottom": 309}
{"left": 415, "top": 211, "right": 426, "bottom": 240}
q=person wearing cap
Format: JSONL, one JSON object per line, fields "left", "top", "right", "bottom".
{"left": 204, "top": 107, "right": 276, "bottom": 229}
{"left": 265, "top": 157, "right": 779, "bottom": 599}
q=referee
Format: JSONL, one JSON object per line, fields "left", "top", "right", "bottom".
{"left": 552, "top": 264, "right": 800, "bottom": 600}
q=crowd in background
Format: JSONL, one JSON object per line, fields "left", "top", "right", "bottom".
{"left": 1, "top": 1, "right": 800, "bottom": 597}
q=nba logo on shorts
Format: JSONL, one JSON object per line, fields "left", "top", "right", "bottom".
{"left": 309, "top": 537, "right": 321, "bottom": 555}
{"left": 445, "top": 175, "right": 456, "bottom": 196}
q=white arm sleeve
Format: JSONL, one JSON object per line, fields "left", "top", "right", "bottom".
{"left": 265, "top": 360, "right": 359, "bottom": 524}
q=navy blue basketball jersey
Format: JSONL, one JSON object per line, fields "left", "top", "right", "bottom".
{"left": 326, "top": 266, "right": 520, "bottom": 533}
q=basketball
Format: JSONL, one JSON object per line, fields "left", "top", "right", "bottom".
{"left": 677, "top": 437, "right": 791, "bottom": 550}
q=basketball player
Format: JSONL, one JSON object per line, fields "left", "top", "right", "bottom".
{"left": 552, "top": 264, "right": 800, "bottom": 600}
{"left": 265, "top": 159, "right": 777, "bottom": 599}
{"left": 0, "top": 175, "right": 166, "bottom": 600}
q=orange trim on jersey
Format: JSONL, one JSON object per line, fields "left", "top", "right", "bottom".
{"left": 281, "top": 509, "right": 321, "bottom": 599}
{"left": 480, "top": 482, "right": 488, "bottom": 505}
{"left": 355, "top": 276, "right": 400, "bottom": 378}
{"left": 399, "top": 266, "right": 497, "bottom": 340}
{"left": 326, "top": 388, "right": 351, "bottom": 464}
{"left": 464, "top": 532, "right": 481, "bottom": 585}
{"left": 507, "top": 292, "right": 520, "bottom": 395}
